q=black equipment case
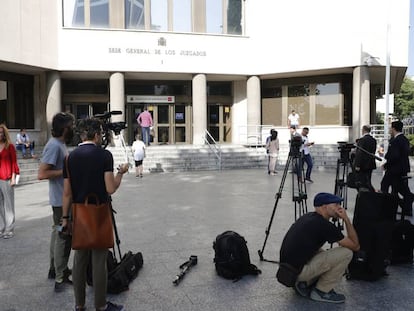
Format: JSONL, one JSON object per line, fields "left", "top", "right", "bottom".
{"left": 347, "top": 191, "right": 397, "bottom": 281}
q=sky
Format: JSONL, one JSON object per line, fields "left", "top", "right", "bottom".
{"left": 408, "top": 0, "right": 414, "bottom": 76}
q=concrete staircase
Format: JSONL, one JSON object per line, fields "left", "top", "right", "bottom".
{"left": 16, "top": 143, "right": 344, "bottom": 185}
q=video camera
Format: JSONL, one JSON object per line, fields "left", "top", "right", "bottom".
{"left": 337, "top": 141, "right": 356, "bottom": 162}
{"left": 94, "top": 110, "right": 127, "bottom": 148}
{"left": 289, "top": 135, "right": 303, "bottom": 157}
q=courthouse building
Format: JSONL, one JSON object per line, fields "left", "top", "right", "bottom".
{"left": 0, "top": 0, "right": 410, "bottom": 145}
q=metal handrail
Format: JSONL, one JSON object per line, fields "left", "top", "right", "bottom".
{"left": 203, "top": 129, "right": 222, "bottom": 170}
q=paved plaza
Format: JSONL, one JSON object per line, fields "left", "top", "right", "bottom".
{"left": 1, "top": 168, "right": 414, "bottom": 311}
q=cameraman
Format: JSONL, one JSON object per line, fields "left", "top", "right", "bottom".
{"left": 61, "top": 118, "right": 128, "bottom": 311}
{"left": 280, "top": 193, "right": 359, "bottom": 304}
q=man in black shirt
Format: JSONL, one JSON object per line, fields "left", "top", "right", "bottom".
{"left": 279, "top": 192, "right": 360, "bottom": 304}
{"left": 61, "top": 118, "right": 129, "bottom": 311}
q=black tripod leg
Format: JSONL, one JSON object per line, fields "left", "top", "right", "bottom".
{"left": 258, "top": 155, "right": 291, "bottom": 262}
{"left": 109, "top": 201, "right": 122, "bottom": 261}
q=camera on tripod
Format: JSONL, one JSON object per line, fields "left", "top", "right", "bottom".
{"left": 94, "top": 111, "right": 127, "bottom": 148}
{"left": 337, "top": 141, "right": 355, "bottom": 162}
{"left": 289, "top": 135, "right": 303, "bottom": 157}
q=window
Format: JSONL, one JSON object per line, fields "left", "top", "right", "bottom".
{"left": 0, "top": 74, "right": 34, "bottom": 129}
{"left": 288, "top": 85, "right": 310, "bottom": 125}
{"left": 227, "top": 0, "right": 242, "bottom": 35}
{"left": 63, "top": 0, "right": 85, "bottom": 27}
{"left": 173, "top": 0, "right": 191, "bottom": 32}
{"left": 151, "top": 0, "right": 168, "bottom": 31}
{"left": 262, "top": 87, "right": 282, "bottom": 126}
{"left": 206, "top": 0, "right": 223, "bottom": 34}
{"left": 315, "top": 83, "right": 342, "bottom": 125}
{"left": 125, "top": 0, "right": 145, "bottom": 29}
{"left": 90, "top": 0, "right": 109, "bottom": 28}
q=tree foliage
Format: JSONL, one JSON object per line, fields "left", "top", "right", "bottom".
{"left": 394, "top": 77, "right": 414, "bottom": 119}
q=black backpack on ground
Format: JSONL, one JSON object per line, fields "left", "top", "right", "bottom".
{"left": 213, "top": 231, "right": 261, "bottom": 280}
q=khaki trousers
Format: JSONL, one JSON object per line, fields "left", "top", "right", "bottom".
{"left": 297, "top": 247, "right": 353, "bottom": 293}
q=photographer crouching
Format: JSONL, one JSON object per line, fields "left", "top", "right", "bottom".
{"left": 61, "top": 118, "right": 129, "bottom": 311}
{"left": 278, "top": 193, "right": 360, "bottom": 304}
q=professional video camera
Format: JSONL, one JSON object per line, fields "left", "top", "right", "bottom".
{"left": 289, "top": 135, "right": 303, "bottom": 157}
{"left": 337, "top": 141, "right": 355, "bottom": 162}
{"left": 94, "top": 110, "right": 127, "bottom": 148}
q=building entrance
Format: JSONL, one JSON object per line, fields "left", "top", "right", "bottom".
{"left": 129, "top": 103, "right": 191, "bottom": 145}
{"left": 207, "top": 104, "right": 232, "bottom": 143}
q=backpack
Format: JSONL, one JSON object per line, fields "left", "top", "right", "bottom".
{"left": 213, "top": 231, "right": 261, "bottom": 280}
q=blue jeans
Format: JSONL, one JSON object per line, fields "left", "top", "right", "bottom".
{"left": 16, "top": 142, "right": 34, "bottom": 157}
{"left": 141, "top": 127, "right": 150, "bottom": 145}
{"left": 302, "top": 153, "right": 313, "bottom": 179}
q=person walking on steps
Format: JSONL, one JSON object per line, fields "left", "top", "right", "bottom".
{"left": 136, "top": 105, "right": 153, "bottom": 146}
{"left": 132, "top": 134, "right": 146, "bottom": 178}
{"left": 279, "top": 192, "right": 360, "bottom": 304}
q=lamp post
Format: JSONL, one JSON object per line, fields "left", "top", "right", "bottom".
{"left": 384, "top": 23, "right": 391, "bottom": 152}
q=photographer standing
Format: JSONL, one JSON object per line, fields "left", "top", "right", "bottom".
{"left": 61, "top": 118, "right": 129, "bottom": 311}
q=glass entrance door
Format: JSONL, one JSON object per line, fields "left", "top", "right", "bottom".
{"left": 129, "top": 103, "right": 190, "bottom": 144}
{"left": 208, "top": 104, "right": 232, "bottom": 143}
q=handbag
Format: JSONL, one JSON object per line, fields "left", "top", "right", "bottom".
{"left": 276, "top": 263, "right": 300, "bottom": 287}
{"left": 71, "top": 193, "right": 114, "bottom": 250}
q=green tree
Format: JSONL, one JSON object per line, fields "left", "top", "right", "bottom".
{"left": 394, "top": 77, "right": 414, "bottom": 119}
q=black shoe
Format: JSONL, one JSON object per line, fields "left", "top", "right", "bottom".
{"left": 305, "top": 178, "right": 314, "bottom": 183}
{"left": 294, "top": 281, "right": 312, "bottom": 298}
{"left": 48, "top": 268, "right": 56, "bottom": 279}
{"left": 96, "top": 301, "right": 125, "bottom": 311}
{"left": 64, "top": 268, "right": 72, "bottom": 279}
{"left": 54, "top": 276, "right": 72, "bottom": 293}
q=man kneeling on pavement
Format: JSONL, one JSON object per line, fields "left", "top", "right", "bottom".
{"left": 279, "top": 192, "right": 360, "bottom": 303}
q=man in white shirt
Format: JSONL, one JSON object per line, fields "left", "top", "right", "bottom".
{"left": 288, "top": 110, "right": 300, "bottom": 129}
{"left": 300, "top": 127, "right": 314, "bottom": 183}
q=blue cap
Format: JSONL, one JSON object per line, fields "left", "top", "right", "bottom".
{"left": 313, "top": 192, "right": 343, "bottom": 207}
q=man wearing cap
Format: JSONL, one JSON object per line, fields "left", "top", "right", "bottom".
{"left": 279, "top": 192, "right": 360, "bottom": 304}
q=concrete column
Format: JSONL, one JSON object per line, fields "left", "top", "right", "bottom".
{"left": 232, "top": 80, "right": 247, "bottom": 144}
{"left": 192, "top": 74, "right": 207, "bottom": 145}
{"left": 247, "top": 76, "right": 261, "bottom": 139}
{"left": 109, "top": 72, "right": 125, "bottom": 123}
{"left": 352, "top": 66, "right": 370, "bottom": 141}
{"left": 46, "top": 71, "right": 61, "bottom": 136}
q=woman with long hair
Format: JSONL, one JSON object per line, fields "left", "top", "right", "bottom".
{"left": 266, "top": 130, "right": 279, "bottom": 175}
{"left": 0, "top": 124, "right": 20, "bottom": 239}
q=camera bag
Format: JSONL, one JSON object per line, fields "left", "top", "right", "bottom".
{"left": 213, "top": 230, "right": 261, "bottom": 281}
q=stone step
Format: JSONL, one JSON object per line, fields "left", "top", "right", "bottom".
{"left": 15, "top": 144, "right": 348, "bottom": 185}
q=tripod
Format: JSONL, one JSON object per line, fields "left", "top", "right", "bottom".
{"left": 258, "top": 143, "right": 308, "bottom": 263}
{"left": 334, "top": 148, "right": 353, "bottom": 211}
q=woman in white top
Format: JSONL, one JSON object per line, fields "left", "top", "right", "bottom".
{"left": 131, "top": 134, "right": 146, "bottom": 178}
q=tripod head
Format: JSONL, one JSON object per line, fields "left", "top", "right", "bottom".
{"left": 94, "top": 110, "right": 127, "bottom": 149}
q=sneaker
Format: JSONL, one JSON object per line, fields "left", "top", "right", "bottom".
{"left": 54, "top": 277, "right": 72, "bottom": 293}
{"left": 96, "top": 301, "right": 125, "bottom": 311}
{"left": 310, "top": 288, "right": 345, "bottom": 304}
{"left": 294, "top": 281, "right": 312, "bottom": 298}
{"left": 305, "top": 178, "right": 314, "bottom": 183}
{"left": 3, "top": 231, "right": 14, "bottom": 239}
{"left": 48, "top": 268, "right": 56, "bottom": 279}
